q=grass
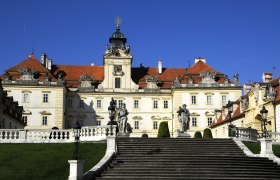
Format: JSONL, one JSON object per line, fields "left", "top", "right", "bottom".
{"left": 0, "top": 142, "right": 106, "bottom": 180}
{"left": 243, "top": 141, "right": 280, "bottom": 157}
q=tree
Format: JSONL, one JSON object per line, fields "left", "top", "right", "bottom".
{"left": 203, "top": 128, "right": 213, "bottom": 139}
{"left": 194, "top": 131, "right": 202, "bottom": 138}
{"left": 157, "top": 121, "right": 170, "bottom": 138}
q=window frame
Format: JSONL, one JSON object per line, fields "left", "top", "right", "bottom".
{"left": 115, "top": 77, "right": 121, "bottom": 88}
{"left": 134, "top": 121, "right": 139, "bottom": 129}
{"left": 22, "top": 116, "right": 28, "bottom": 125}
{"left": 207, "top": 117, "right": 213, "bottom": 126}
{"left": 153, "top": 100, "right": 158, "bottom": 109}
{"left": 163, "top": 100, "right": 168, "bottom": 109}
{"left": 23, "top": 93, "right": 29, "bottom": 103}
{"left": 43, "top": 93, "right": 49, "bottom": 103}
{"left": 153, "top": 121, "right": 158, "bottom": 129}
{"left": 191, "top": 95, "right": 197, "bottom": 104}
{"left": 134, "top": 99, "right": 139, "bottom": 109}
{"left": 42, "top": 116, "right": 48, "bottom": 125}
{"left": 207, "top": 95, "right": 212, "bottom": 104}
{"left": 222, "top": 95, "right": 227, "bottom": 105}
{"left": 96, "top": 99, "right": 102, "bottom": 108}
{"left": 191, "top": 117, "right": 197, "bottom": 127}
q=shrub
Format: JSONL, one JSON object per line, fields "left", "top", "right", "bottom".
{"left": 157, "top": 121, "right": 170, "bottom": 138}
{"left": 203, "top": 128, "right": 213, "bottom": 139}
{"left": 142, "top": 134, "right": 148, "bottom": 138}
{"left": 194, "top": 131, "right": 202, "bottom": 138}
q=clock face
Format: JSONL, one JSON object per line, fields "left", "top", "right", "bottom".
{"left": 114, "top": 65, "right": 122, "bottom": 73}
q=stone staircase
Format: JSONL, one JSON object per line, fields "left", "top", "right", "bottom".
{"left": 95, "top": 138, "right": 280, "bottom": 179}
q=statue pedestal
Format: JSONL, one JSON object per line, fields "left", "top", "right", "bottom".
{"left": 177, "top": 132, "right": 191, "bottom": 138}
{"left": 118, "top": 132, "right": 130, "bottom": 138}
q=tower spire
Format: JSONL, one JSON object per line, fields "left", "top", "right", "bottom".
{"left": 115, "top": 16, "right": 121, "bottom": 31}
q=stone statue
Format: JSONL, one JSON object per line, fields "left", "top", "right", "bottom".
{"left": 177, "top": 104, "right": 190, "bottom": 132}
{"left": 265, "top": 84, "right": 276, "bottom": 101}
{"left": 172, "top": 77, "right": 182, "bottom": 88}
{"left": 117, "top": 103, "right": 129, "bottom": 133}
{"left": 108, "top": 98, "right": 117, "bottom": 119}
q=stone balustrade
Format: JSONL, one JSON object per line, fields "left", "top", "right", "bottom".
{"left": 0, "top": 125, "right": 116, "bottom": 143}
{"left": 268, "top": 132, "right": 280, "bottom": 144}
{"left": 235, "top": 127, "right": 258, "bottom": 141}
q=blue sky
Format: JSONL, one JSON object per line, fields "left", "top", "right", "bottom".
{"left": 0, "top": 0, "right": 279, "bottom": 85}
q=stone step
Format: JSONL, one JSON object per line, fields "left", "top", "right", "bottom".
{"left": 98, "top": 173, "right": 280, "bottom": 178}
{"left": 102, "top": 170, "right": 280, "bottom": 175}
{"left": 109, "top": 166, "right": 280, "bottom": 171}
{"left": 96, "top": 177, "right": 279, "bottom": 180}
{"left": 114, "top": 156, "right": 270, "bottom": 162}
{"left": 114, "top": 160, "right": 278, "bottom": 166}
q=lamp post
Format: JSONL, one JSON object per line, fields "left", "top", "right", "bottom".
{"left": 260, "top": 106, "right": 268, "bottom": 138}
{"left": 73, "top": 120, "right": 81, "bottom": 160}
{"left": 227, "top": 101, "right": 234, "bottom": 137}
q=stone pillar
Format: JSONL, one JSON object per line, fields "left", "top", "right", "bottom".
{"left": 259, "top": 138, "right": 273, "bottom": 157}
{"left": 106, "top": 135, "right": 117, "bottom": 153}
{"left": 19, "top": 129, "right": 27, "bottom": 142}
{"left": 68, "top": 160, "right": 84, "bottom": 180}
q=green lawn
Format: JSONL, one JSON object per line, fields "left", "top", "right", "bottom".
{"left": 243, "top": 141, "right": 280, "bottom": 157}
{"left": 0, "top": 142, "right": 106, "bottom": 180}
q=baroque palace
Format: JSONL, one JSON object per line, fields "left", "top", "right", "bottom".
{"left": 1, "top": 22, "right": 244, "bottom": 137}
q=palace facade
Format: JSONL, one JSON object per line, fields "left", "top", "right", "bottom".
{"left": 1, "top": 23, "right": 242, "bottom": 137}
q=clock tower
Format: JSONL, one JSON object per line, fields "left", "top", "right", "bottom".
{"left": 100, "top": 17, "right": 137, "bottom": 91}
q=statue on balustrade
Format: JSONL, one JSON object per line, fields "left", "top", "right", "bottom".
{"left": 117, "top": 103, "right": 129, "bottom": 133}
{"left": 177, "top": 104, "right": 190, "bottom": 133}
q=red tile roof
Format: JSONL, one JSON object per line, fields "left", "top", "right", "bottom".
{"left": 3, "top": 55, "right": 56, "bottom": 81}
{"left": 53, "top": 65, "right": 104, "bottom": 81}
{"left": 6, "top": 55, "right": 49, "bottom": 73}
{"left": 2, "top": 56, "right": 232, "bottom": 88}
{"left": 210, "top": 104, "right": 244, "bottom": 128}
{"left": 186, "top": 60, "right": 222, "bottom": 74}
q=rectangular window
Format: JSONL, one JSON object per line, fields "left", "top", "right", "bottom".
{"left": 117, "top": 100, "right": 123, "bottom": 108}
{"left": 207, "top": 95, "right": 212, "bottom": 104}
{"left": 97, "top": 120, "right": 101, "bottom": 126}
{"left": 43, "top": 94, "right": 48, "bottom": 103}
{"left": 134, "top": 100, "right": 139, "bottom": 109}
{"left": 115, "top": 78, "right": 121, "bottom": 88}
{"left": 42, "top": 116, "right": 48, "bottom": 125}
{"left": 192, "top": 117, "right": 197, "bottom": 127}
{"left": 23, "top": 93, "right": 29, "bottom": 103}
{"left": 153, "top": 121, "right": 158, "bottom": 129}
{"left": 207, "top": 117, "right": 213, "bottom": 126}
{"left": 79, "top": 100, "right": 84, "bottom": 108}
{"left": 191, "top": 95, "right": 197, "bottom": 104}
{"left": 163, "top": 100, "right": 168, "bottom": 109}
{"left": 22, "top": 116, "right": 28, "bottom": 125}
{"left": 134, "top": 121, "right": 139, "bottom": 129}
{"left": 67, "top": 99, "right": 72, "bottom": 108}
{"left": 153, "top": 100, "right": 158, "bottom": 109}
{"left": 97, "top": 100, "right": 102, "bottom": 108}
{"left": 222, "top": 95, "right": 227, "bottom": 104}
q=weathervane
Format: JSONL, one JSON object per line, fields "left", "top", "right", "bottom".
{"left": 115, "top": 16, "right": 122, "bottom": 29}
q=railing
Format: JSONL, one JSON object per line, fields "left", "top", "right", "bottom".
{"left": 268, "top": 132, "right": 280, "bottom": 144}
{"left": 235, "top": 127, "right": 258, "bottom": 141}
{"left": 0, "top": 125, "right": 116, "bottom": 143}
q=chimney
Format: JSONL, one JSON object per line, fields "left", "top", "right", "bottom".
{"left": 41, "top": 53, "right": 47, "bottom": 66}
{"left": 158, "top": 58, "right": 162, "bottom": 74}
{"left": 262, "top": 72, "right": 272, "bottom": 83}
{"left": 47, "top": 59, "right": 52, "bottom": 70}
{"left": 195, "top": 57, "right": 206, "bottom": 64}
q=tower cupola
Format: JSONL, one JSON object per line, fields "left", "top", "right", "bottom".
{"left": 109, "top": 17, "right": 127, "bottom": 50}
